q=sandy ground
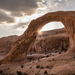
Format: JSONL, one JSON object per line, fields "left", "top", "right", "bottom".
{"left": 0, "top": 52, "right": 75, "bottom": 75}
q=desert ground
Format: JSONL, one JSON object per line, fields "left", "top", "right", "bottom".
{"left": 0, "top": 52, "right": 75, "bottom": 75}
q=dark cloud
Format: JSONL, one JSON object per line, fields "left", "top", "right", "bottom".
{"left": 0, "top": 0, "right": 42, "bottom": 16}
{"left": 13, "top": 22, "right": 29, "bottom": 29}
{"left": 0, "top": 10, "right": 15, "bottom": 23}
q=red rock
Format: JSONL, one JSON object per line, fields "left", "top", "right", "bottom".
{"left": 0, "top": 35, "right": 18, "bottom": 53}
{"left": 1, "top": 11, "right": 75, "bottom": 64}
{"left": 30, "top": 28, "right": 69, "bottom": 53}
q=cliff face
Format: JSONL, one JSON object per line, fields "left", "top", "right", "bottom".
{"left": 1, "top": 11, "right": 75, "bottom": 64}
{"left": 0, "top": 35, "right": 18, "bottom": 53}
{"left": 30, "top": 28, "right": 69, "bottom": 53}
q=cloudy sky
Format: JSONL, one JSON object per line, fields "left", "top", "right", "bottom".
{"left": 0, "top": 0, "right": 75, "bottom": 38}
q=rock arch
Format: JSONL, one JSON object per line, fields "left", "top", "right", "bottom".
{"left": 0, "top": 11, "right": 75, "bottom": 64}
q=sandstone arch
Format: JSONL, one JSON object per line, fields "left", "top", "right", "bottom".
{"left": 0, "top": 11, "right": 75, "bottom": 64}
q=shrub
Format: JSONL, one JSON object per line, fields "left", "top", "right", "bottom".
{"left": 73, "top": 57, "right": 75, "bottom": 58}
{"left": 44, "top": 70, "right": 48, "bottom": 74}
{"left": 36, "top": 65, "right": 40, "bottom": 68}
{"left": 21, "top": 64, "right": 24, "bottom": 68}
{"left": 17, "top": 71, "right": 22, "bottom": 75}
{"left": 46, "top": 66, "right": 53, "bottom": 69}
{"left": 46, "top": 66, "right": 50, "bottom": 68}
{"left": 72, "top": 74, "right": 75, "bottom": 75}
{"left": 0, "top": 70, "right": 3, "bottom": 73}
{"left": 23, "top": 73, "right": 28, "bottom": 75}
{"left": 46, "top": 55, "right": 49, "bottom": 57}
{"left": 59, "top": 52, "right": 61, "bottom": 54}
{"left": 40, "top": 66, "right": 44, "bottom": 69}
{"left": 30, "top": 67, "right": 32, "bottom": 69}
{"left": 50, "top": 54, "right": 51, "bottom": 56}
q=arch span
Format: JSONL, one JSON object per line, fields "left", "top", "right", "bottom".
{"left": 1, "top": 11, "right": 75, "bottom": 64}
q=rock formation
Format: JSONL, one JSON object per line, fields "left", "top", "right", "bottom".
{"left": 0, "top": 28, "right": 69, "bottom": 54}
{"left": 0, "top": 11, "right": 75, "bottom": 64}
{"left": 0, "top": 35, "right": 18, "bottom": 53}
{"left": 30, "top": 28, "right": 69, "bottom": 53}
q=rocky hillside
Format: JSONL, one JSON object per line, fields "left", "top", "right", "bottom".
{"left": 0, "top": 35, "right": 18, "bottom": 53}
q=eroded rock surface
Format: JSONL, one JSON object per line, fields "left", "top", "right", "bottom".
{"left": 0, "top": 35, "right": 18, "bottom": 53}
{"left": 30, "top": 28, "right": 69, "bottom": 53}
{"left": 1, "top": 11, "right": 75, "bottom": 64}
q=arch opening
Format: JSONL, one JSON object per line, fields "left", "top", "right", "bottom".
{"left": 40, "top": 21, "right": 64, "bottom": 32}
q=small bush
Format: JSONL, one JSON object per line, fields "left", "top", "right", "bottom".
{"left": 59, "top": 52, "right": 61, "bottom": 54}
{"left": 46, "top": 55, "right": 49, "bottom": 57}
{"left": 46, "top": 66, "right": 50, "bottom": 68}
{"left": 50, "top": 54, "right": 51, "bottom": 56}
{"left": 72, "top": 74, "right": 75, "bottom": 75}
{"left": 44, "top": 70, "right": 48, "bottom": 74}
{"left": 36, "top": 65, "right": 40, "bottom": 68}
{"left": 46, "top": 66, "right": 53, "bottom": 69}
{"left": 0, "top": 70, "right": 3, "bottom": 73}
{"left": 17, "top": 71, "right": 22, "bottom": 75}
{"left": 30, "top": 67, "right": 32, "bottom": 69}
{"left": 23, "top": 73, "right": 28, "bottom": 75}
{"left": 73, "top": 57, "right": 75, "bottom": 58}
{"left": 40, "top": 66, "right": 44, "bottom": 69}
{"left": 21, "top": 64, "right": 24, "bottom": 68}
